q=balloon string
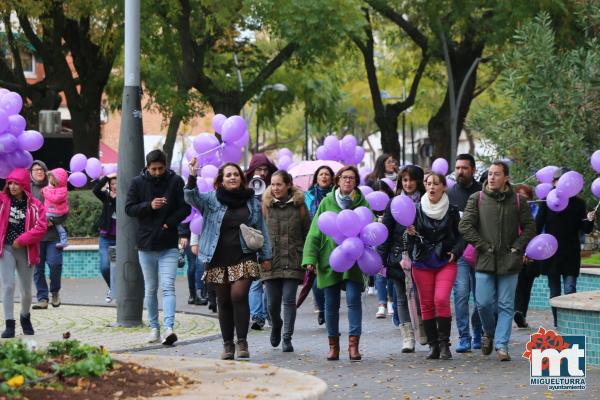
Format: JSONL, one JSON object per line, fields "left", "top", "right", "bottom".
{"left": 594, "top": 200, "right": 600, "bottom": 213}
{"left": 513, "top": 174, "right": 536, "bottom": 185}
{"left": 188, "top": 144, "right": 225, "bottom": 171}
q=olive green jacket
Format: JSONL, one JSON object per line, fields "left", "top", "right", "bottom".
{"left": 458, "top": 183, "right": 535, "bottom": 275}
{"left": 302, "top": 190, "right": 370, "bottom": 289}
{"left": 260, "top": 186, "right": 311, "bottom": 282}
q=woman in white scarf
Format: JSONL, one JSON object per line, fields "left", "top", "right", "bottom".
{"left": 406, "top": 172, "right": 464, "bottom": 361}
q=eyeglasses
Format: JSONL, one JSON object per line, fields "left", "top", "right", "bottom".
{"left": 255, "top": 167, "right": 269, "bottom": 173}
{"left": 339, "top": 176, "right": 356, "bottom": 181}
{"left": 31, "top": 168, "right": 44, "bottom": 172}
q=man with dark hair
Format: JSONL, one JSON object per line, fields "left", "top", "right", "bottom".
{"left": 447, "top": 154, "right": 483, "bottom": 353}
{"left": 125, "top": 149, "right": 190, "bottom": 345}
{"left": 29, "top": 160, "right": 67, "bottom": 310}
{"left": 459, "top": 161, "right": 535, "bottom": 361}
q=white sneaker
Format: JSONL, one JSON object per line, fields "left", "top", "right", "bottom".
{"left": 376, "top": 306, "right": 386, "bottom": 319}
{"left": 105, "top": 289, "right": 112, "bottom": 303}
{"left": 161, "top": 327, "right": 178, "bottom": 346}
{"left": 387, "top": 301, "right": 394, "bottom": 315}
{"left": 147, "top": 328, "right": 160, "bottom": 343}
{"left": 367, "top": 287, "right": 375, "bottom": 296}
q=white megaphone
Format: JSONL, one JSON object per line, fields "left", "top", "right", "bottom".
{"left": 249, "top": 175, "right": 266, "bottom": 196}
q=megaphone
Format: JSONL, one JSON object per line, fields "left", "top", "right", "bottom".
{"left": 249, "top": 175, "right": 266, "bottom": 196}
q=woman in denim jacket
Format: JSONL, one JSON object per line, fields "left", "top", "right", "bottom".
{"left": 185, "top": 160, "right": 272, "bottom": 360}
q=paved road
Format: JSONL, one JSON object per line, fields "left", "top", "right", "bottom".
{"left": 51, "top": 278, "right": 600, "bottom": 398}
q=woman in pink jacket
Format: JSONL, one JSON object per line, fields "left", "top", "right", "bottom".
{"left": 0, "top": 168, "right": 47, "bottom": 338}
{"left": 41, "top": 168, "right": 69, "bottom": 248}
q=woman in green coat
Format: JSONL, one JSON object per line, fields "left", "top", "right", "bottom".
{"left": 303, "top": 165, "right": 370, "bottom": 362}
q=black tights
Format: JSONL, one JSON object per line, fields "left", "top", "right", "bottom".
{"left": 215, "top": 278, "right": 252, "bottom": 342}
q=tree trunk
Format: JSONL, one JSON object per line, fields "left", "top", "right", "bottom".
{"left": 163, "top": 113, "right": 183, "bottom": 166}
{"left": 377, "top": 110, "right": 400, "bottom": 159}
{"left": 70, "top": 102, "right": 101, "bottom": 157}
{"left": 428, "top": 45, "right": 482, "bottom": 160}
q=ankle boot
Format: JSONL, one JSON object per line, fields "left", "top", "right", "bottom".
{"left": 236, "top": 338, "right": 250, "bottom": 358}
{"left": 1, "top": 320, "right": 15, "bottom": 339}
{"left": 423, "top": 319, "right": 439, "bottom": 359}
{"left": 221, "top": 341, "right": 235, "bottom": 360}
{"left": 327, "top": 336, "right": 340, "bottom": 361}
{"left": 400, "top": 322, "right": 415, "bottom": 353}
{"left": 20, "top": 314, "right": 34, "bottom": 335}
{"left": 348, "top": 335, "right": 362, "bottom": 361}
{"left": 436, "top": 316, "right": 452, "bottom": 360}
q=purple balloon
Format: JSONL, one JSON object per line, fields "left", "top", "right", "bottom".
{"left": 535, "top": 183, "right": 553, "bottom": 200}
{"left": 329, "top": 246, "right": 354, "bottom": 273}
{"left": 546, "top": 189, "right": 568, "bottom": 212}
{"left": 336, "top": 209, "right": 362, "bottom": 237}
{"left": 8, "top": 150, "right": 32, "bottom": 169}
{"left": 360, "top": 222, "right": 388, "bottom": 247}
{"left": 359, "top": 167, "right": 371, "bottom": 185}
{"left": 323, "top": 136, "right": 340, "bottom": 159}
{"left": 0, "top": 134, "right": 18, "bottom": 153}
{"left": 190, "top": 215, "right": 204, "bottom": 234}
{"left": 381, "top": 178, "right": 396, "bottom": 192}
{"left": 536, "top": 166, "right": 559, "bottom": 184}
{"left": 193, "top": 133, "right": 220, "bottom": 156}
{"left": 197, "top": 176, "right": 212, "bottom": 192}
{"left": 525, "top": 233, "right": 558, "bottom": 261}
{"left": 446, "top": 177, "right": 456, "bottom": 189}
{"left": 431, "top": 158, "right": 449, "bottom": 175}
{"left": 365, "top": 191, "right": 389, "bottom": 212}
{"left": 211, "top": 114, "right": 227, "bottom": 134}
{"left": 341, "top": 135, "right": 357, "bottom": 159}
{"left": 278, "top": 155, "right": 293, "bottom": 171}
{"left": 316, "top": 145, "right": 327, "bottom": 160}
{"left": 331, "top": 233, "right": 346, "bottom": 245}
{"left": 233, "top": 130, "right": 250, "bottom": 148}
{"left": 221, "top": 115, "right": 246, "bottom": 143}
{"left": 317, "top": 211, "right": 339, "bottom": 236}
{"left": 341, "top": 237, "right": 365, "bottom": 261}
{"left": 357, "top": 247, "right": 383, "bottom": 275}
{"left": 70, "top": 153, "right": 87, "bottom": 173}
{"left": 201, "top": 164, "right": 218, "bottom": 179}
{"left": 351, "top": 146, "right": 365, "bottom": 165}
{"left": 591, "top": 150, "right": 600, "bottom": 174}
{"left": 7, "top": 114, "right": 26, "bottom": 135}
{"left": 0, "top": 156, "right": 10, "bottom": 178}
{"left": 85, "top": 157, "right": 102, "bottom": 179}
{"left": 68, "top": 171, "right": 88, "bottom": 188}
{"left": 185, "top": 147, "right": 196, "bottom": 161}
{"left": 390, "top": 194, "right": 416, "bottom": 226}
{"left": 18, "top": 130, "right": 43, "bottom": 152}
{"left": 0, "top": 92, "right": 23, "bottom": 115}
{"left": 103, "top": 163, "right": 117, "bottom": 176}
{"left": 354, "top": 206, "right": 374, "bottom": 229}
{"left": 0, "top": 109, "right": 8, "bottom": 133}
{"left": 556, "top": 170, "right": 584, "bottom": 198}
{"left": 359, "top": 185, "right": 373, "bottom": 196}
{"left": 591, "top": 177, "right": 600, "bottom": 198}
{"left": 221, "top": 144, "right": 242, "bottom": 163}
{"left": 279, "top": 148, "right": 293, "bottom": 159}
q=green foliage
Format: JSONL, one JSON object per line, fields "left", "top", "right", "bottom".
{"left": 469, "top": 10, "right": 600, "bottom": 203}
{"left": 65, "top": 190, "right": 102, "bottom": 238}
{"left": 0, "top": 339, "right": 112, "bottom": 396}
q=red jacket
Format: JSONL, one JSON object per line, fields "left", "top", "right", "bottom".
{"left": 0, "top": 168, "right": 48, "bottom": 265}
{"left": 41, "top": 168, "right": 69, "bottom": 215}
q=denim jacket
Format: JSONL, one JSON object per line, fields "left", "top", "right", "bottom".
{"left": 184, "top": 188, "right": 272, "bottom": 264}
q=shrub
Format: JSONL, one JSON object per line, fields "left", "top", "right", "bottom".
{"left": 65, "top": 190, "right": 102, "bottom": 237}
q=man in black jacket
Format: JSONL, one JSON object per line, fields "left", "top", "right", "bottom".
{"left": 125, "top": 150, "right": 190, "bottom": 345}
{"left": 447, "top": 154, "right": 483, "bottom": 353}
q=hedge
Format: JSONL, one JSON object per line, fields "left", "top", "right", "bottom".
{"left": 64, "top": 190, "right": 102, "bottom": 237}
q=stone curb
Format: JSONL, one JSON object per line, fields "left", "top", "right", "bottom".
{"left": 116, "top": 354, "right": 328, "bottom": 399}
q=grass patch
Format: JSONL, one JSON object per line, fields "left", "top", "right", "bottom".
{"left": 582, "top": 252, "right": 600, "bottom": 265}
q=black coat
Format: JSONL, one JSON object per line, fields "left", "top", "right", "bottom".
{"left": 125, "top": 169, "right": 190, "bottom": 251}
{"left": 408, "top": 203, "right": 465, "bottom": 265}
{"left": 93, "top": 176, "right": 117, "bottom": 235}
{"left": 378, "top": 203, "right": 409, "bottom": 280}
{"left": 536, "top": 197, "right": 594, "bottom": 276}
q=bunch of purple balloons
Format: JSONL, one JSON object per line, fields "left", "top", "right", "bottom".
{"left": 0, "top": 89, "right": 44, "bottom": 178}
{"left": 68, "top": 153, "right": 107, "bottom": 187}
{"left": 317, "top": 206, "right": 388, "bottom": 275}
{"left": 591, "top": 150, "right": 600, "bottom": 200}
{"left": 316, "top": 135, "right": 365, "bottom": 165}
{"left": 534, "top": 166, "right": 584, "bottom": 212}
{"left": 276, "top": 148, "right": 296, "bottom": 171}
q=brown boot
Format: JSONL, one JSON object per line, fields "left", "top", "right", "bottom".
{"left": 348, "top": 335, "right": 362, "bottom": 362}
{"left": 221, "top": 341, "right": 235, "bottom": 360}
{"left": 327, "top": 336, "right": 339, "bottom": 361}
{"left": 236, "top": 338, "right": 250, "bottom": 358}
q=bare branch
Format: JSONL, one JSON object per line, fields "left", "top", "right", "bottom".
{"left": 365, "top": 0, "right": 428, "bottom": 50}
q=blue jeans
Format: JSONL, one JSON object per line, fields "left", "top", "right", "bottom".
{"left": 138, "top": 249, "right": 178, "bottom": 329}
{"left": 249, "top": 280, "right": 267, "bottom": 321}
{"left": 184, "top": 246, "right": 197, "bottom": 296}
{"left": 98, "top": 236, "right": 115, "bottom": 288}
{"left": 312, "top": 278, "right": 325, "bottom": 312}
{"left": 323, "top": 280, "right": 363, "bottom": 337}
{"left": 548, "top": 273, "right": 577, "bottom": 326}
{"left": 34, "top": 241, "right": 63, "bottom": 301}
{"left": 375, "top": 274, "right": 389, "bottom": 304}
{"left": 453, "top": 257, "right": 482, "bottom": 341}
{"left": 194, "top": 259, "right": 205, "bottom": 296}
{"left": 475, "top": 272, "right": 519, "bottom": 351}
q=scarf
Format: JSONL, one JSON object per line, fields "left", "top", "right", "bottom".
{"left": 385, "top": 172, "right": 398, "bottom": 182}
{"left": 309, "top": 185, "right": 331, "bottom": 216}
{"left": 335, "top": 188, "right": 356, "bottom": 210}
{"left": 216, "top": 186, "right": 255, "bottom": 208}
{"left": 403, "top": 190, "right": 422, "bottom": 204}
{"left": 420, "top": 192, "right": 450, "bottom": 220}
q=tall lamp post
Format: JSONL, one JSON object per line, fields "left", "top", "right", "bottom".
{"left": 252, "top": 83, "right": 287, "bottom": 153}
{"left": 116, "top": 0, "right": 145, "bottom": 326}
